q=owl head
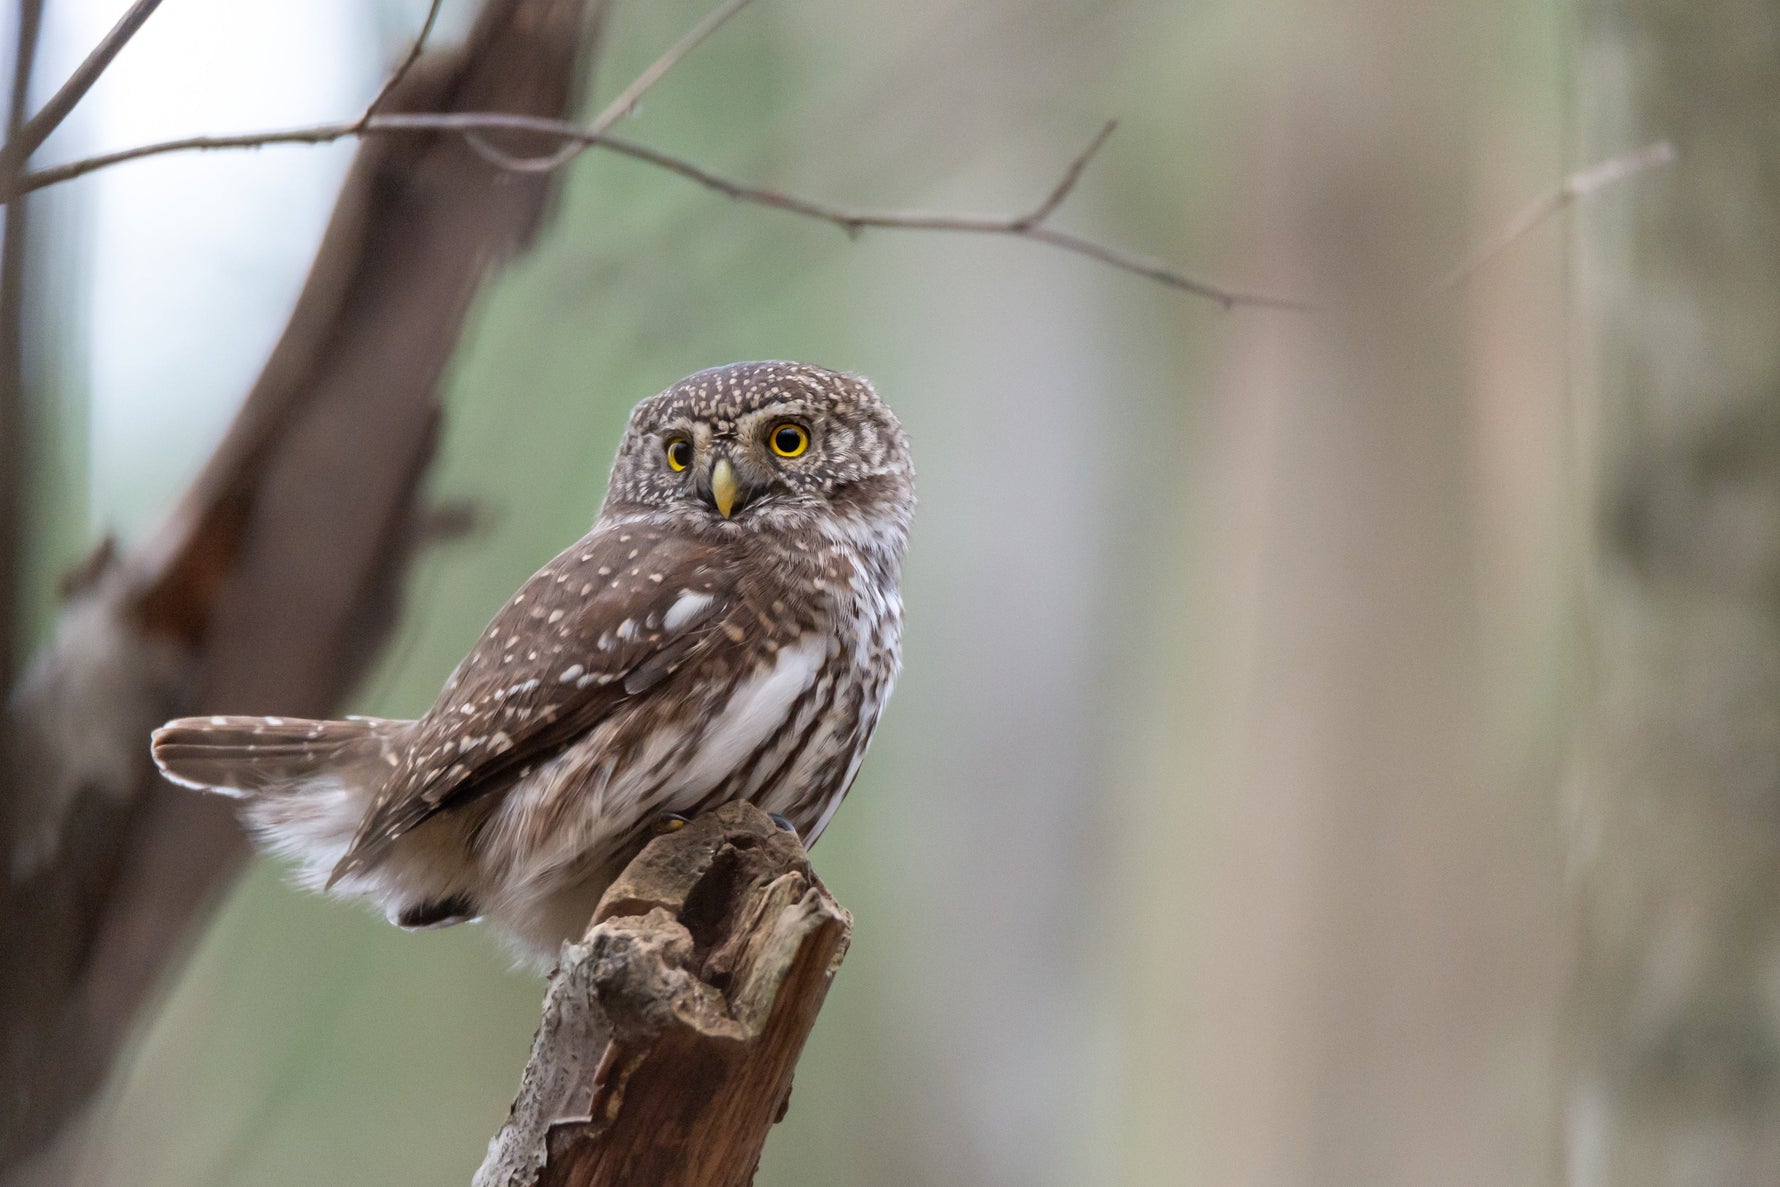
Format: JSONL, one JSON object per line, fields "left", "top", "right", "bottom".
{"left": 601, "top": 361, "right": 913, "bottom": 537}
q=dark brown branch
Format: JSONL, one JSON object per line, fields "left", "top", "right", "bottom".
{"left": 0, "top": 0, "right": 163, "bottom": 184}
{"left": 0, "top": 0, "right": 43, "bottom": 697}
{"left": 0, "top": 0, "right": 608, "bottom": 1171}
{"left": 477, "top": 803, "right": 850, "bottom": 1187}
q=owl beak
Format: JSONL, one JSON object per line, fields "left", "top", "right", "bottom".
{"left": 710, "top": 457, "right": 741, "bottom": 519}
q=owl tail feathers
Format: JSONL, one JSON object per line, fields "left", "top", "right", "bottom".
{"left": 151, "top": 715, "right": 408, "bottom": 889}
{"left": 151, "top": 715, "right": 404, "bottom": 797}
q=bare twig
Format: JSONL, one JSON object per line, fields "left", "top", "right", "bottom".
{"left": 1428, "top": 141, "right": 1675, "bottom": 295}
{"left": 462, "top": 130, "right": 583, "bottom": 174}
{"left": 11, "top": 112, "right": 1302, "bottom": 310}
{"left": 0, "top": 0, "right": 164, "bottom": 184}
{"left": 363, "top": 0, "right": 447, "bottom": 119}
{"left": 460, "top": 0, "right": 757, "bottom": 177}
{"left": 1014, "top": 119, "right": 1116, "bottom": 230}
{"left": 16, "top": 120, "right": 373, "bottom": 185}
{"left": 441, "top": 116, "right": 1307, "bottom": 310}
{"left": 588, "top": 0, "right": 757, "bottom": 136}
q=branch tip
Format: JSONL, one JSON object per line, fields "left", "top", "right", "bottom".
{"left": 1017, "top": 118, "right": 1118, "bottom": 230}
{"left": 363, "top": 0, "right": 447, "bottom": 120}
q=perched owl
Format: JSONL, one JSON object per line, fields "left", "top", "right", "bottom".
{"left": 152, "top": 362, "right": 912, "bottom": 962}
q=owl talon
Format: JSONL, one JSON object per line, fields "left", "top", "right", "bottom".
{"left": 768, "top": 813, "right": 798, "bottom": 836}
{"left": 652, "top": 812, "right": 690, "bottom": 836}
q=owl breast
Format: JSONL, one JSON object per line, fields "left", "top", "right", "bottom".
{"left": 741, "top": 575, "right": 902, "bottom": 843}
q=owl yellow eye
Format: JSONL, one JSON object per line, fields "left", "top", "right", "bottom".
{"left": 770, "top": 423, "right": 810, "bottom": 458}
{"left": 665, "top": 437, "right": 692, "bottom": 471}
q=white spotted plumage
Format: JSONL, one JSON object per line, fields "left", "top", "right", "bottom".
{"left": 151, "top": 362, "right": 913, "bottom": 963}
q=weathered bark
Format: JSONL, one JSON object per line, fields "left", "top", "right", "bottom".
{"left": 1568, "top": 2, "right": 1780, "bottom": 1182}
{"left": 0, "top": 0, "right": 606, "bottom": 1171}
{"left": 477, "top": 803, "right": 851, "bottom": 1187}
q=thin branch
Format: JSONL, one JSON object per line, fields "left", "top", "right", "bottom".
{"left": 587, "top": 0, "right": 758, "bottom": 136}
{"left": 1023, "top": 225, "right": 1307, "bottom": 309}
{"left": 1428, "top": 140, "right": 1676, "bottom": 296}
{"left": 462, "top": 129, "right": 582, "bottom": 174}
{"left": 0, "top": 0, "right": 164, "bottom": 181}
{"left": 11, "top": 112, "right": 1301, "bottom": 309}
{"left": 363, "top": 0, "right": 447, "bottom": 118}
{"left": 456, "top": 0, "right": 758, "bottom": 177}
{"left": 16, "top": 121, "right": 367, "bottom": 189}
{"left": 1014, "top": 119, "right": 1116, "bottom": 230}
{"left": 577, "top": 131, "right": 1306, "bottom": 309}
{"left": 5, "top": 108, "right": 1676, "bottom": 313}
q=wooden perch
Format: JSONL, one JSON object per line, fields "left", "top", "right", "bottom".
{"left": 477, "top": 802, "right": 851, "bottom": 1187}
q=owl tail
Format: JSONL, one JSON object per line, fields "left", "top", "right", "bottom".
{"left": 151, "top": 715, "right": 408, "bottom": 889}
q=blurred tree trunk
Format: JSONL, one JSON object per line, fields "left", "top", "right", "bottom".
{"left": 1121, "top": 3, "right": 1567, "bottom": 1184}
{"left": 0, "top": 0, "right": 44, "bottom": 695}
{"left": 1568, "top": 1, "right": 1780, "bottom": 1182}
{"left": 0, "top": 1, "right": 604, "bottom": 1175}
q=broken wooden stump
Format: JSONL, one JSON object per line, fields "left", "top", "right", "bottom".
{"left": 476, "top": 802, "right": 852, "bottom": 1187}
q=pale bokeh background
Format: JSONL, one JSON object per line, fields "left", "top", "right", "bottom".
{"left": 17, "top": 0, "right": 1606, "bottom": 1183}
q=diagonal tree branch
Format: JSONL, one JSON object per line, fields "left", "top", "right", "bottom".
{"left": 0, "top": 0, "right": 162, "bottom": 182}
{"left": 0, "top": 0, "right": 609, "bottom": 1173}
{"left": 0, "top": 0, "right": 44, "bottom": 699}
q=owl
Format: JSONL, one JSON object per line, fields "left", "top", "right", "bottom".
{"left": 152, "top": 362, "right": 912, "bottom": 962}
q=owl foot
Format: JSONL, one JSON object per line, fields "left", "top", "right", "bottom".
{"left": 652, "top": 812, "right": 691, "bottom": 836}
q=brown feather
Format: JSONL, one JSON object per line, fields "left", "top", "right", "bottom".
{"left": 329, "top": 527, "right": 737, "bottom": 881}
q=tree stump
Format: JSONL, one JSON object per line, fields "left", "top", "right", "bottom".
{"left": 476, "top": 802, "right": 851, "bottom": 1187}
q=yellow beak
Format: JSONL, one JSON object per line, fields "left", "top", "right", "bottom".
{"left": 711, "top": 457, "right": 739, "bottom": 519}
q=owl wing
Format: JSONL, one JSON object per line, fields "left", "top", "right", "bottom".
{"left": 328, "top": 521, "right": 738, "bottom": 884}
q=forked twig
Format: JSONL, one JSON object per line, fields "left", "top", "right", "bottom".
{"left": 11, "top": 112, "right": 1303, "bottom": 310}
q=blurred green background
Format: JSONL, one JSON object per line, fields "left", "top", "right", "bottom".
{"left": 10, "top": 0, "right": 1655, "bottom": 1182}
